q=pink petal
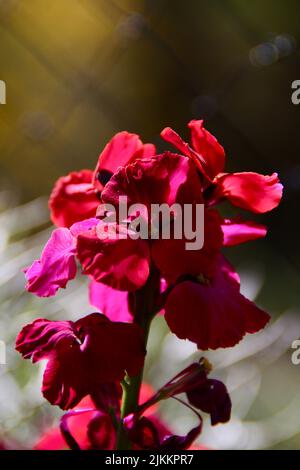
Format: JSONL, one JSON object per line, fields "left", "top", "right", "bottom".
{"left": 222, "top": 218, "right": 267, "bottom": 246}
{"left": 70, "top": 218, "right": 99, "bottom": 237}
{"left": 24, "top": 228, "right": 77, "bottom": 297}
{"left": 89, "top": 280, "right": 133, "bottom": 322}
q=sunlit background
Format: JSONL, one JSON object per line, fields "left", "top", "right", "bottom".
{"left": 0, "top": 0, "right": 300, "bottom": 450}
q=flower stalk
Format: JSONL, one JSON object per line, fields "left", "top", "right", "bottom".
{"left": 116, "top": 265, "right": 160, "bottom": 450}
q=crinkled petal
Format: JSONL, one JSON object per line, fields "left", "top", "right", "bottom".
{"left": 24, "top": 228, "right": 77, "bottom": 297}
{"left": 164, "top": 256, "right": 270, "bottom": 350}
{"left": 102, "top": 152, "right": 204, "bottom": 211}
{"left": 77, "top": 225, "right": 150, "bottom": 291}
{"left": 16, "top": 313, "right": 145, "bottom": 409}
{"left": 214, "top": 172, "right": 283, "bottom": 213}
{"left": 49, "top": 170, "right": 99, "bottom": 228}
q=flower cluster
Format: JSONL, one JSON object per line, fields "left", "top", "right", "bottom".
{"left": 16, "top": 121, "right": 282, "bottom": 450}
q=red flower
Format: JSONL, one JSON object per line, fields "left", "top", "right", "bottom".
{"left": 124, "top": 360, "right": 230, "bottom": 450}
{"left": 164, "top": 256, "right": 270, "bottom": 350}
{"left": 16, "top": 313, "right": 145, "bottom": 409}
{"left": 49, "top": 132, "right": 155, "bottom": 228}
{"left": 49, "top": 170, "right": 99, "bottom": 228}
{"left": 34, "top": 385, "right": 166, "bottom": 450}
{"left": 77, "top": 152, "right": 222, "bottom": 291}
{"left": 161, "top": 120, "right": 283, "bottom": 220}
{"left": 135, "top": 360, "right": 231, "bottom": 426}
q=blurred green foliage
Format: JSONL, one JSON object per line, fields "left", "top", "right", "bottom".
{"left": 0, "top": 0, "right": 300, "bottom": 450}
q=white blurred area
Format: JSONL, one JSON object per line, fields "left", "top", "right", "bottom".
{"left": 0, "top": 193, "right": 300, "bottom": 449}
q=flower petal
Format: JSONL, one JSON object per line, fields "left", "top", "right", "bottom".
{"left": 49, "top": 170, "right": 99, "bottom": 228}
{"left": 102, "top": 152, "right": 204, "bottom": 210}
{"left": 93, "top": 131, "right": 155, "bottom": 191}
{"left": 77, "top": 225, "right": 150, "bottom": 291}
{"left": 214, "top": 172, "right": 283, "bottom": 213}
{"left": 222, "top": 218, "right": 267, "bottom": 246}
{"left": 89, "top": 280, "right": 133, "bottom": 322}
{"left": 160, "top": 127, "right": 211, "bottom": 181}
{"left": 188, "top": 120, "right": 225, "bottom": 178}
{"left": 164, "top": 256, "right": 270, "bottom": 350}
{"left": 24, "top": 228, "right": 77, "bottom": 297}
{"left": 151, "top": 209, "right": 223, "bottom": 282}
{"left": 16, "top": 313, "right": 146, "bottom": 409}
{"left": 187, "top": 379, "right": 231, "bottom": 425}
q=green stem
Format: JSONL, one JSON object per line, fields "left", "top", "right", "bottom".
{"left": 116, "top": 266, "right": 159, "bottom": 450}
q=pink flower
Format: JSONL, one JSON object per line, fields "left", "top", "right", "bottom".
{"left": 16, "top": 313, "right": 145, "bottom": 409}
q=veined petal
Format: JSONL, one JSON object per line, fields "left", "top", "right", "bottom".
{"left": 24, "top": 228, "right": 77, "bottom": 297}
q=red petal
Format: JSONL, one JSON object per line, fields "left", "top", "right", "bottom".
{"left": 77, "top": 225, "right": 150, "bottom": 291}
{"left": 16, "top": 313, "right": 145, "bottom": 409}
{"left": 188, "top": 120, "right": 225, "bottom": 178}
{"left": 151, "top": 209, "right": 223, "bottom": 283}
{"left": 49, "top": 170, "right": 99, "bottom": 228}
{"left": 93, "top": 131, "right": 155, "bottom": 191}
{"left": 102, "top": 152, "right": 204, "bottom": 210}
{"left": 214, "top": 172, "right": 283, "bottom": 213}
{"left": 164, "top": 256, "right": 270, "bottom": 350}
{"left": 161, "top": 127, "right": 211, "bottom": 181}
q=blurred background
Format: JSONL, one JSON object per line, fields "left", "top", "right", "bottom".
{"left": 0, "top": 0, "right": 300, "bottom": 450}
